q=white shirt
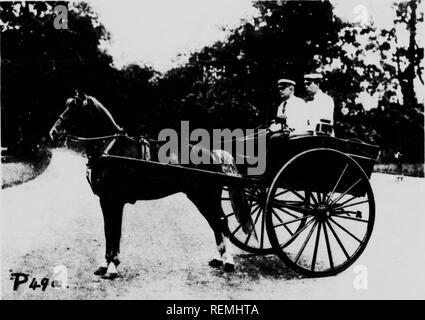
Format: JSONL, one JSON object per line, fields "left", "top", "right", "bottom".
{"left": 305, "top": 89, "right": 335, "bottom": 130}
{"left": 276, "top": 95, "right": 308, "bottom": 134}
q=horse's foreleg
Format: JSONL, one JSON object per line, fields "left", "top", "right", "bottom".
{"left": 97, "top": 196, "right": 125, "bottom": 279}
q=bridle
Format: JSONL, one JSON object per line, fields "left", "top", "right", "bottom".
{"left": 58, "top": 114, "right": 70, "bottom": 125}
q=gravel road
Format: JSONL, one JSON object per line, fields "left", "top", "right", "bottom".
{"left": 1, "top": 148, "right": 425, "bottom": 299}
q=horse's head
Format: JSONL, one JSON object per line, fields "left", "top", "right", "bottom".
{"left": 49, "top": 92, "right": 86, "bottom": 143}
{"left": 49, "top": 91, "right": 124, "bottom": 144}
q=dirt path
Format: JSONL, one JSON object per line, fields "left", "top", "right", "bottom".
{"left": 1, "top": 148, "right": 425, "bottom": 299}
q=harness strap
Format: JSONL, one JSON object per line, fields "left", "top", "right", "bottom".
{"left": 65, "top": 133, "right": 126, "bottom": 142}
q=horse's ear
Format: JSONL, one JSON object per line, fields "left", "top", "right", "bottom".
{"left": 73, "top": 90, "right": 88, "bottom": 105}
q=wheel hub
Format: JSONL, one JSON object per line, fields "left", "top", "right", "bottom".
{"left": 315, "top": 204, "right": 331, "bottom": 221}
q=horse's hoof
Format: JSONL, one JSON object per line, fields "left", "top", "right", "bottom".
{"left": 94, "top": 266, "right": 107, "bottom": 276}
{"left": 209, "top": 259, "right": 223, "bottom": 269}
{"left": 101, "top": 272, "right": 118, "bottom": 280}
{"left": 224, "top": 263, "right": 235, "bottom": 272}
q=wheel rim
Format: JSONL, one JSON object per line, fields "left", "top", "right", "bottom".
{"left": 221, "top": 185, "right": 274, "bottom": 254}
{"left": 266, "top": 149, "right": 375, "bottom": 277}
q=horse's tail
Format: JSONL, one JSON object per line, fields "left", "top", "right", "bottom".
{"left": 212, "top": 150, "right": 258, "bottom": 240}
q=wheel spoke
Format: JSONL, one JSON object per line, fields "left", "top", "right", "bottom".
{"left": 333, "top": 194, "right": 358, "bottom": 209}
{"left": 315, "top": 192, "right": 323, "bottom": 204}
{"left": 311, "top": 221, "right": 322, "bottom": 271}
{"left": 273, "top": 199, "right": 312, "bottom": 207}
{"left": 249, "top": 204, "right": 261, "bottom": 219}
{"left": 325, "top": 220, "right": 350, "bottom": 260}
{"left": 329, "top": 217, "right": 363, "bottom": 243}
{"left": 231, "top": 223, "right": 242, "bottom": 236}
{"left": 277, "top": 182, "right": 307, "bottom": 202}
{"left": 326, "top": 163, "right": 349, "bottom": 204}
{"left": 308, "top": 192, "right": 319, "bottom": 206}
{"left": 323, "top": 221, "right": 334, "bottom": 269}
{"left": 334, "top": 199, "right": 369, "bottom": 210}
{"left": 332, "top": 214, "right": 369, "bottom": 223}
{"left": 329, "top": 178, "right": 362, "bottom": 206}
{"left": 272, "top": 209, "right": 294, "bottom": 236}
{"left": 273, "top": 214, "right": 314, "bottom": 228}
{"left": 225, "top": 211, "right": 235, "bottom": 218}
{"left": 244, "top": 207, "right": 263, "bottom": 245}
{"left": 249, "top": 203, "right": 260, "bottom": 215}
{"left": 230, "top": 204, "right": 261, "bottom": 236}
{"left": 279, "top": 217, "right": 316, "bottom": 249}
{"left": 274, "top": 189, "right": 290, "bottom": 198}
{"left": 260, "top": 207, "right": 266, "bottom": 248}
{"left": 271, "top": 200, "right": 312, "bottom": 215}
{"left": 272, "top": 205, "right": 301, "bottom": 219}
{"left": 294, "top": 220, "right": 318, "bottom": 264}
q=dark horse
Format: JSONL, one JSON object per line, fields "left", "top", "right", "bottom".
{"left": 49, "top": 92, "right": 254, "bottom": 279}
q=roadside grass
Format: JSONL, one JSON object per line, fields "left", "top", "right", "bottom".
{"left": 1, "top": 149, "right": 52, "bottom": 189}
{"left": 374, "top": 163, "right": 424, "bottom": 177}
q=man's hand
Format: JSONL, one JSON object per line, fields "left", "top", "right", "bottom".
{"left": 269, "top": 122, "right": 282, "bottom": 133}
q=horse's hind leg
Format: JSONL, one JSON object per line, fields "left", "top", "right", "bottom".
{"left": 187, "top": 189, "right": 235, "bottom": 272}
{"left": 96, "top": 196, "right": 125, "bottom": 279}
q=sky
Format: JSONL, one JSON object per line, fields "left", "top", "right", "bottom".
{"left": 90, "top": 0, "right": 259, "bottom": 72}
{"left": 88, "top": 0, "right": 424, "bottom": 104}
{"left": 88, "top": 0, "right": 421, "bottom": 72}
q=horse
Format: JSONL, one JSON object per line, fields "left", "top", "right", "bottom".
{"left": 49, "top": 91, "right": 255, "bottom": 279}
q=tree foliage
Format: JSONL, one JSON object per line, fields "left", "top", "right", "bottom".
{"left": 1, "top": 1, "right": 158, "bottom": 154}
{"left": 1, "top": 1, "right": 423, "bottom": 163}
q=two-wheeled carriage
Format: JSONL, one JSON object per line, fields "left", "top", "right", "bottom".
{"left": 51, "top": 93, "right": 379, "bottom": 278}
{"left": 223, "top": 133, "right": 379, "bottom": 277}
{"left": 87, "top": 131, "right": 378, "bottom": 278}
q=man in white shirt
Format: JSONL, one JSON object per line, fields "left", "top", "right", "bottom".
{"left": 304, "top": 73, "right": 335, "bottom": 134}
{"left": 270, "top": 78, "right": 308, "bottom": 135}
{"left": 267, "top": 78, "right": 308, "bottom": 174}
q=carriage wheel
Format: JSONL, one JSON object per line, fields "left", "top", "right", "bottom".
{"left": 221, "top": 185, "right": 274, "bottom": 255}
{"left": 265, "top": 149, "right": 375, "bottom": 277}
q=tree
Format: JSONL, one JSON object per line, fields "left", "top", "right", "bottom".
{"left": 394, "top": 0, "right": 424, "bottom": 107}
{"left": 159, "top": 0, "right": 344, "bottom": 130}
{"left": 1, "top": 2, "right": 158, "bottom": 155}
{"left": 331, "top": 0, "right": 424, "bottom": 162}
{"left": 1, "top": 1, "right": 113, "bottom": 154}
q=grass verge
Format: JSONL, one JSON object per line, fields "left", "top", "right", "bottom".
{"left": 373, "top": 163, "right": 424, "bottom": 177}
{"left": 1, "top": 149, "right": 52, "bottom": 189}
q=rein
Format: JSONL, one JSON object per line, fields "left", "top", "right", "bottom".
{"left": 65, "top": 134, "right": 127, "bottom": 142}
{"left": 65, "top": 134, "right": 128, "bottom": 168}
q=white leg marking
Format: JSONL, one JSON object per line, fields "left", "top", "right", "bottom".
{"left": 217, "top": 240, "right": 225, "bottom": 258}
{"left": 106, "top": 261, "right": 117, "bottom": 275}
{"left": 222, "top": 237, "right": 235, "bottom": 266}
